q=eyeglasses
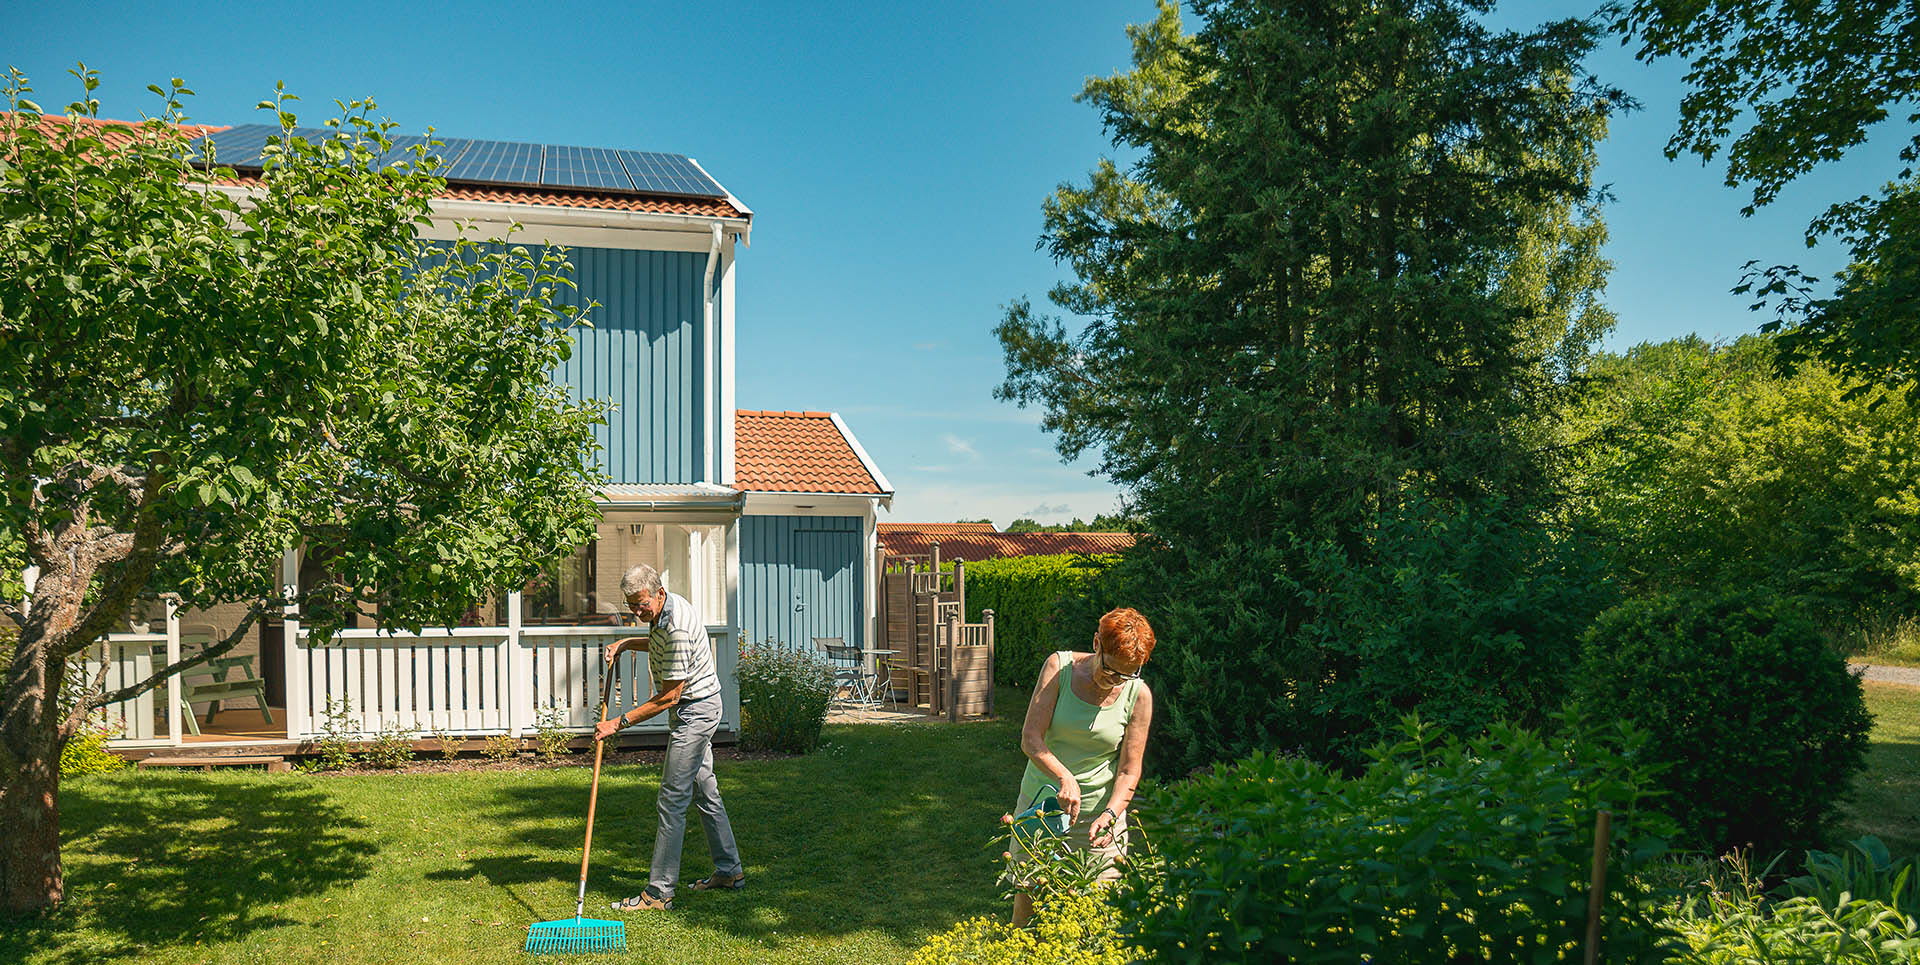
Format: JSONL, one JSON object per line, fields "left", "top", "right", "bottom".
{"left": 1097, "top": 650, "right": 1144, "bottom": 681}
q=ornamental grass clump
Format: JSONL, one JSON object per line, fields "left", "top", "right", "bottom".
{"left": 736, "top": 638, "right": 834, "bottom": 754}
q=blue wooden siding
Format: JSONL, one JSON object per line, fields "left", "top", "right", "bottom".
{"left": 740, "top": 515, "right": 864, "bottom": 652}
{"left": 547, "top": 246, "right": 708, "bottom": 484}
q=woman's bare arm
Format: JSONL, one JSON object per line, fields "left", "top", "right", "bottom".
{"left": 1019, "top": 652, "right": 1083, "bottom": 819}
{"left": 1092, "top": 683, "right": 1153, "bottom": 845}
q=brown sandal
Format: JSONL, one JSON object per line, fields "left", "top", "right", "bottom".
{"left": 691, "top": 871, "right": 746, "bottom": 891}
{"left": 609, "top": 890, "right": 673, "bottom": 912}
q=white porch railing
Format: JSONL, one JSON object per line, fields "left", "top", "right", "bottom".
{"left": 95, "top": 622, "right": 739, "bottom": 745}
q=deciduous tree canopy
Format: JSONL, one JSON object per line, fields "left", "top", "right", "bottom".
{"left": 0, "top": 69, "right": 604, "bottom": 912}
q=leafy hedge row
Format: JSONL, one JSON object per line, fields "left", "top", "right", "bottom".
{"left": 962, "top": 553, "right": 1117, "bottom": 686}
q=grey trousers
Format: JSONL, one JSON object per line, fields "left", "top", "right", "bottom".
{"left": 647, "top": 691, "right": 742, "bottom": 899}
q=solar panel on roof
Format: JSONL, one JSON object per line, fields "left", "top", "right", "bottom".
{"left": 544, "top": 145, "right": 631, "bottom": 191}
{"left": 614, "top": 150, "right": 724, "bottom": 198}
{"left": 439, "top": 139, "right": 543, "bottom": 185}
{"left": 189, "top": 123, "right": 277, "bottom": 167}
{"left": 188, "top": 125, "right": 729, "bottom": 200}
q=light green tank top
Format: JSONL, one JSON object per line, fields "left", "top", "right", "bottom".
{"left": 1017, "top": 650, "right": 1142, "bottom": 821}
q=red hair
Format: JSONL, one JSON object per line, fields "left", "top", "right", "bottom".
{"left": 1095, "top": 607, "right": 1156, "bottom": 665}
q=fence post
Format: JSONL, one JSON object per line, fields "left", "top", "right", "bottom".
{"left": 945, "top": 609, "right": 961, "bottom": 723}
{"left": 506, "top": 589, "right": 527, "bottom": 737}
{"left": 281, "top": 548, "right": 307, "bottom": 741}
{"left": 983, "top": 608, "right": 996, "bottom": 718}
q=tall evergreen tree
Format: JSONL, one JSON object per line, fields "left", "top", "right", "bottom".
{"left": 998, "top": 0, "right": 1623, "bottom": 771}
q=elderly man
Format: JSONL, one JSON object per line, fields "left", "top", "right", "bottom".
{"left": 593, "top": 563, "right": 745, "bottom": 912}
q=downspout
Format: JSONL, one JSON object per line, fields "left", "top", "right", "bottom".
{"left": 703, "top": 222, "right": 722, "bottom": 486}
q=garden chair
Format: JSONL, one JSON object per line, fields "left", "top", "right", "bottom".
{"left": 813, "top": 637, "right": 875, "bottom": 708}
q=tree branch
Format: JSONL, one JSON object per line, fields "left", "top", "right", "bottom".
{"left": 83, "top": 609, "right": 264, "bottom": 712}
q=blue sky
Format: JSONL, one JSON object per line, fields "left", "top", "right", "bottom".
{"left": 8, "top": 1, "right": 1901, "bottom": 526}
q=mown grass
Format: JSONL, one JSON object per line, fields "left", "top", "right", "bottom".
{"left": 5, "top": 700, "right": 1028, "bottom": 965}
{"left": 1840, "top": 680, "right": 1920, "bottom": 859}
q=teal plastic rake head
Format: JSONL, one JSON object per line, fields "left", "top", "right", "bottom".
{"left": 525, "top": 914, "right": 626, "bottom": 955}
{"left": 525, "top": 668, "right": 628, "bottom": 955}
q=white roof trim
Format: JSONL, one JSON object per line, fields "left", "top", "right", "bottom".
{"left": 829, "top": 411, "right": 894, "bottom": 496}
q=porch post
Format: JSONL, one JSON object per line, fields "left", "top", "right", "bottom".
{"left": 282, "top": 548, "right": 306, "bottom": 740}
{"left": 165, "top": 597, "right": 181, "bottom": 746}
{"left": 506, "top": 589, "right": 528, "bottom": 737}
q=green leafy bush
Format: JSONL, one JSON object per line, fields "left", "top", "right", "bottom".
{"left": 905, "top": 891, "right": 1139, "bottom": 965}
{"left": 59, "top": 720, "right": 128, "bottom": 778}
{"left": 1568, "top": 589, "right": 1873, "bottom": 856}
{"left": 1561, "top": 335, "right": 1920, "bottom": 623}
{"left": 963, "top": 554, "right": 1116, "bottom": 687}
{"left": 1781, "top": 836, "right": 1919, "bottom": 916}
{"left": 1112, "top": 718, "right": 1679, "bottom": 963}
{"left": 736, "top": 638, "right": 833, "bottom": 754}
{"left": 533, "top": 705, "right": 571, "bottom": 761}
{"left": 362, "top": 719, "right": 418, "bottom": 769}
{"left": 1664, "top": 848, "right": 1920, "bottom": 964}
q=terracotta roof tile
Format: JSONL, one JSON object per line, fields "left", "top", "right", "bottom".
{"left": 877, "top": 528, "right": 1135, "bottom": 562}
{"left": 735, "top": 411, "right": 888, "bottom": 495}
{"left": 20, "top": 116, "right": 747, "bottom": 219}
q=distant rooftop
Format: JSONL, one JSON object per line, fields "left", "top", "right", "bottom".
{"left": 877, "top": 525, "right": 1134, "bottom": 562}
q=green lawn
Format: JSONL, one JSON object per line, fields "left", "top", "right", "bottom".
{"left": 1840, "top": 681, "right": 1920, "bottom": 859}
{"left": 6, "top": 702, "right": 1029, "bottom": 965}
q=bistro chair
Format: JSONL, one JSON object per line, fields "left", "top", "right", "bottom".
{"left": 813, "top": 637, "right": 875, "bottom": 708}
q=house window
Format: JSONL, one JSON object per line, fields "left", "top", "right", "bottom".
{"left": 515, "top": 516, "right": 728, "bottom": 626}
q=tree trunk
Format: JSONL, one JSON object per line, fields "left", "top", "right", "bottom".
{"left": 0, "top": 732, "right": 64, "bottom": 914}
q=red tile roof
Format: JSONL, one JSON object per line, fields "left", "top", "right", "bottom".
{"left": 879, "top": 522, "right": 997, "bottom": 535}
{"left": 877, "top": 528, "right": 1135, "bottom": 562}
{"left": 19, "top": 115, "right": 747, "bottom": 219}
{"left": 735, "top": 411, "right": 888, "bottom": 495}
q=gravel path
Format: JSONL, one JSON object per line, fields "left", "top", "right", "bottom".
{"left": 1850, "top": 662, "right": 1920, "bottom": 687}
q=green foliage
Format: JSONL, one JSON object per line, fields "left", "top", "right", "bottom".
{"left": 1562, "top": 335, "right": 1920, "bottom": 622}
{"left": 1614, "top": 1, "right": 1920, "bottom": 405}
{"left": 313, "top": 696, "right": 359, "bottom": 771}
{"left": 481, "top": 734, "right": 520, "bottom": 764}
{"left": 431, "top": 730, "right": 462, "bottom": 761}
{"left": 362, "top": 720, "right": 417, "bottom": 770}
{"left": 905, "top": 891, "right": 1140, "bottom": 965}
{"left": 57, "top": 720, "right": 127, "bottom": 779}
{"left": 963, "top": 554, "right": 1115, "bottom": 687}
{"left": 992, "top": 808, "right": 1129, "bottom": 905}
{"left": 736, "top": 639, "right": 833, "bottom": 754}
{"left": 1569, "top": 589, "right": 1873, "bottom": 857}
{"left": 1781, "top": 836, "right": 1920, "bottom": 917}
{"left": 1113, "top": 718, "right": 1679, "bottom": 963}
{"left": 532, "top": 706, "right": 571, "bottom": 761}
{"left": 1664, "top": 849, "right": 1920, "bottom": 964}
{"left": 994, "top": 1, "right": 1625, "bottom": 775}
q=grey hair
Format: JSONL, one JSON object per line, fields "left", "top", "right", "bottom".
{"left": 620, "top": 564, "right": 663, "bottom": 599}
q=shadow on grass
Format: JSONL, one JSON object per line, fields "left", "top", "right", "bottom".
{"left": 1843, "top": 733, "right": 1920, "bottom": 860}
{"left": 428, "top": 713, "right": 1026, "bottom": 951}
{"left": 1, "top": 773, "right": 375, "bottom": 963}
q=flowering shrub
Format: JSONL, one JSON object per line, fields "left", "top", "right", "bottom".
{"left": 736, "top": 638, "right": 834, "bottom": 754}
{"left": 906, "top": 892, "right": 1139, "bottom": 965}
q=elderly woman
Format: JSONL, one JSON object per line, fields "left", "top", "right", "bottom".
{"left": 1011, "top": 607, "right": 1156, "bottom": 926}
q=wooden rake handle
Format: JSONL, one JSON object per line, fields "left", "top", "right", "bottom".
{"left": 575, "top": 661, "right": 621, "bottom": 920}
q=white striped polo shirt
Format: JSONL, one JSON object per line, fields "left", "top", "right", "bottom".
{"left": 648, "top": 591, "right": 721, "bottom": 703}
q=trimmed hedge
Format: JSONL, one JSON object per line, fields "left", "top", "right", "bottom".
{"left": 1568, "top": 589, "right": 1873, "bottom": 857}
{"left": 963, "top": 554, "right": 1117, "bottom": 686}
